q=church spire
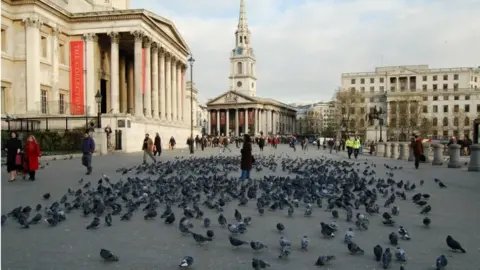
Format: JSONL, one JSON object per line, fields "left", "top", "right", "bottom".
{"left": 235, "top": 0, "right": 251, "bottom": 48}
{"left": 237, "top": 0, "right": 248, "bottom": 32}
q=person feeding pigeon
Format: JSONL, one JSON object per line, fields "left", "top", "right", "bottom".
{"left": 240, "top": 134, "right": 254, "bottom": 180}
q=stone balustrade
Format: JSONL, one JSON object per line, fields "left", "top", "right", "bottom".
{"left": 390, "top": 143, "right": 397, "bottom": 159}
{"left": 447, "top": 144, "right": 462, "bottom": 168}
{"left": 431, "top": 143, "right": 444, "bottom": 165}
{"left": 398, "top": 142, "right": 408, "bottom": 160}
{"left": 376, "top": 142, "right": 385, "bottom": 157}
{"left": 467, "top": 144, "right": 480, "bottom": 172}
{"left": 422, "top": 142, "right": 432, "bottom": 163}
{"left": 384, "top": 142, "right": 391, "bottom": 158}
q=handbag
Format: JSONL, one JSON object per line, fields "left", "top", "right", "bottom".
{"left": 15, "top": 153, "right": 22, "bottom": 165}
{"left": 252, "top": 156, "right": 255, "bottom": 164}
{"left": 419, "top": 155, "right": 426, "bottom": 162}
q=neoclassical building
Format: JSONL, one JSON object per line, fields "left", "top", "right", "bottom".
{"left": 206, "top": 0, "right": 296, "bottom": 136}
{"left": 1, "top": 0, "right": 197, "bottom": 151}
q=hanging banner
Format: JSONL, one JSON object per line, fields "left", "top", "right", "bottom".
{"left": 69, "top": 41, "right": 85, "bottom": 115}
{"left": 248, "top": 110, "right": 254, "bottom": 124}
{"left": 211, "top": 112, "right": 217, "bottom": 125}
{"left": 220, "top": 111, "right": 226, "bottom": 125}
{"left": 142, "top": 48, "right": 146, "bottom": 94}
{"left": 239, "top": 111, "right": 245, "bottom": 125}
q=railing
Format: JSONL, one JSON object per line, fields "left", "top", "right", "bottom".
{"left": 1, "top": 116, "right": 98, "bottom": 132}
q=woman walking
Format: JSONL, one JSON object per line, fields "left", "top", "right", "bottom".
{"left": 4, "top": 132, "right": 23, "bottom": 182}
{"left": 153, "top": 133, "right": 162, "bottom": 156}
{"left": 240, "top": 134, "right": 254, "bottom": 181}
{"left": 24, "top": 135, "right": 41, "bottom": 181}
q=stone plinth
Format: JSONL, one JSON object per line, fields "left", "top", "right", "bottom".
{"left": 431, "top": 143, "right": 444, "bottom": 165}
{"left": 390, "top": 142, "right": 398, "bottom": 159}
{"left": 398, "top": 143, "right": 408, "bottom": 160}
{"left": 92, "top": 128, "right": 108, "bottom": 155}
{"left": 467, "top": 144, "right": 480, "bottom": 172}
{"left": 384, "top": 142, "right": 391, "bottom": 158}
{"left": 408, "top": 144, "right": 414, "bottom": 161}
{"left": 376, "top": 142, "right": 385, "bottom": 157}
{"left": 422, "top": 142, "right": 432, "bottom": 163}
{"left": 447, "top": 144, "right": 462, "bottom": 168}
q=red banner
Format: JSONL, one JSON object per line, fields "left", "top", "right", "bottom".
{"left": 220, "top": 111, "right": 226, "bottom": 125}
{"left": 248, "top": 110, "right": 254, "bottom": 123}
{"left": 142, "top": 48, "right": 146, "bottom": 94}
{"left": 211, "top": 112, "right": 217, "bottom": 125}
{"left": 239, "top": 111, "right": 245, "bottom": 125}
{"left": 69, "top": 41, "right": 85, "bottom": 115}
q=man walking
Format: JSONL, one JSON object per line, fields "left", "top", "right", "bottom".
{"left": 221, "top": 135, "right": 232, "bottom": 153}
{"left": 142, "top": 133, "right": 156, "bottom": 164}
{"left": 346, "top": 137, "right": 353, "bottom": 159}
{"left": 81, "top": 131, "right": 95, "bottom": 175}
{"left": 411, "top": 134, "right": 424, "bottom": 169}
{"left": 352, "top": 136, "right": 361, "bottom": 159}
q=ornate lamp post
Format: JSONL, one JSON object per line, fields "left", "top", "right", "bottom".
{"left": 188, "top": 56, "right": 195, "bottom": 154}
{"left": 367, "top": 106, "right": 385, "bottom": 142}
{"left": 95, "top": 90, "right": 102, "bottom": 128}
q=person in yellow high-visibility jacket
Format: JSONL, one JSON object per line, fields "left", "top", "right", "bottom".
{"left": 345, "top": 137, "right": 354, "bottom": 159}
{"left": 352, "top": 136, "right": 361, "bottom": 159}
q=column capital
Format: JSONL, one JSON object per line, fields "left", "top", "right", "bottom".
{"left": 130, "top": 30, "right": 144, "bottom": 42}
{"left": 143, "top": 36, "right": 152, "bottom": 48}
{"left": 151, "top": 42, "right": 158, "bottom": 52}
{"left": 164, "top": 51, "right": 172, "bottom": 59}
{"left": 108, "top": 31, "right": 120, "bottom": 44}
{"left": 23, "top": 16, "right": 43, "bottom": 28}
{"left": 82, "top": 33, "right": 98, "bottom": 42}
{"left": 52, "top": 27, "right": 62, "bottom": 37}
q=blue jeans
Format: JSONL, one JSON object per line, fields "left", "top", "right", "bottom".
{"left": 240, "top": 169, "right": 251, "bottom": 180}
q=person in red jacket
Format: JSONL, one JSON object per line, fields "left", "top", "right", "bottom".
{"left": 24, "top": 135, "right": 41, "bottom": 181}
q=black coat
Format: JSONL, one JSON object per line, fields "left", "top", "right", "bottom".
{"left": 5, "top": 138, "right": 22, "bottom": 172}
{"left": 240, "top": 142, "right": 253, "bottom": 170}
{"left": 154, "top": 136, "right": 162, "bottom": 153}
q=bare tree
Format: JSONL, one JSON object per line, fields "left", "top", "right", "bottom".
{"left": 297, "top": 110, "right": 323, "bottom": 135}
{"left": 450, "top": 107, "right": 467, "bottom": 137}
{"left": 334, "top": 88, "right": 366, "bottom": 138}
{"left": 389, "top": 95, "right": 426, "bottom": 140}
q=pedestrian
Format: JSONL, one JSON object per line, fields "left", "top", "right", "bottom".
{"left": 291, "top": 136, "right": 297, "bottom": 152}
{"left": 81, "top": 131, "right": 95, "bottom": 175}
{"left": 240, "top": 134, "right": 254, "bottom": 181}
{"left": 23, "top": 135, "right": 41, "bottom": 181}
{"left": 334, "top": 139, "right": 340, "bottom": 153}
{"left": 153, "top": 133, "right": 162, "bottom": 156}
{"left": 411, "top": 134, "right": 424, "bottom": 169}
{"left": 369, "top": 141, "right": 376, "bottom": 155}
{"left": 4, "top": 131, "right": 23, "bottom": 182}
{"left": 222, "top": 135, "right": 232, "bottom": 153}
{"left": 104, "top": 125, "right": 112, "bottom": 149}
{"left": 169, "top": 136, "right": 176, "bottom": 150}
{"left": 258, "top": 132, "right": 265, "bottom": 152}
{"left": 346, "top": 137, "right": 353, "bottom": 159}
{"left": 328, "top": 139, "right": 334, "bottom": 154}
{"left": 142, "top": 133, "right": 156, "bottom": 164}
{"left": 352, "top": 136, "right": 361, "bottom": 159}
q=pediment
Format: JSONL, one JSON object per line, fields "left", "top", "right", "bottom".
{"left": 207, "top": 91, "right": 255, "bottom": 106}
{"left": 145, "top": 12, "right": 190, "bottom": 53}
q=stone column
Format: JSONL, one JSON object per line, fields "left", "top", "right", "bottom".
{"left": 245, "top": 108, "right": 249, "bottom": 134}
{"left": 83, "top": 33, "right": 97, "bottom": 115}
{"left": 376, "top": 142, "right": 385, "bottom": 157}
{"left": 143, "top": 39, "right": 152, "bottom": 117}
{"left": 159, "top": 49, "right": 166, "bottom": 119}
{"left": 467, "top": 144, "right": 480, "bottom": 171}
{"left": 23, "top": 16, "right": 42, "bottom": 114}
{"left": 207, "top": 110, "right": 211, "bottom": 135}
{"left": 131, "top": 30, "right": 144, "bottom": 117}
{"left": 398, "top": 142, "right": 408, "bottom": 160}
{"left": 51, "top": 28, "right": 60, "bottom": 114}
{"left": 422, "top": 142, "right": 432, "bottom": 162}
{"left": 390, "top": 142, "right": 398, "bottom": 159}
{"left": 408, "top": 144, "right": 414, "bottom": 161}
{"left": 176, "top": 64, "right": 182, "bottom": 122}
{"left": 108, "top": 32, "right": 120, "bottom": 114}
{"left": 235, "top": 109, "right": 239, "bottom": 136}
{"left": 256, "top": 109, "right": 260, "bottom": 134}
{"left": 432, "top": 143, "right": 444, "bottom": 165}
{"left": 119, "top": 57, "right": 127, "bottom": 113}
{"left": 384, "top": 142, "right": 391, "bottom": 158}
{"left": 151, "top": 43, "right": 159, "bottom": 118}
{"left": 171, "top": 58, "right": 177, "bottom": 121}
{"left": 127, "top": 61, "right": 134, "bottom": 113}
{"left": 226, "top": 110, "right": 230, "bottom": 136}
{"left": 447, "top": 144, "right": 462, "bottom": 168}
{"left": 216, "top": 110, "right": 220, "bottom": 135}
{"left": 165, "top": 53, "right": 172, "bottom": 121}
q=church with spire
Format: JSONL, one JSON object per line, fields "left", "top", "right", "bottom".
{"left": 206, "top": 0, "right": 297, "bottom": 137}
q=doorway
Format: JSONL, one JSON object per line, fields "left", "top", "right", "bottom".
{"left": 100, "top": 79, "right": 107, "bottom": 114}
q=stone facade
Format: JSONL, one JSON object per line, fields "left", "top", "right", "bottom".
{"left": 1, "top": 0, "right": 198, "bottom": 151}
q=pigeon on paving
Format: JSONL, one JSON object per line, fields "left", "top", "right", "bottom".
{"left": 300, "top": 235, "right": 309, "bottom": 251}
{"left": 382, "top": 247, "right": 392, "bottom": 269}
{"left": 446, "top": 235, "right": 466, "bottom": 253}
{"left": 250, "top": 241, "right": 268, "bottom": 252}
{"left": 436, "top": 254, "right": 448, "bottom": 269}
{"left": 179, "top": 256, "right": 194, "bottom": 267}
{"left": 314, "top": 255, "right": 335, "bottom": 266}
{"left": 100, "top": 248, "right": 119, "bottom": 261}
{"left": 252, "top": 258, "right": 270, "bottom": 269}
{"left": 373, "top": 244, "right": 383, "bottom": 261}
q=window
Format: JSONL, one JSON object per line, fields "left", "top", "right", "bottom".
{"left": 453, "top": 74, "right": 459, "bottom": 80}
{"left": 360, "top": 87, "right": 365, "bottom": 92}
{"left": 423, "top": 96, "right": 428, "bottom": 101}
{"left": 443, "top": 130, "right": 448, "bottom": 137}
{"left": 236, "top": 62, "right": 243, "bottom": 74}
{"left": 443, "top": 84, "right": 448, "bottom": 90}
{"left": 477, "top": 104, "right": 480, "bottom": 113}
{"left": 370, "top": 78, "right": 374, "bottom": 83}
{"left": 433, "top": 96, "right": 438, "bottom": 101}
{"left": 390, "top": 86, "right": 395, "bottom": 91}
{"left": 360, "top": 78, "right": 365, "bottom": 84}
{"left": 453, "top": 83, "right": 458, "bottom": 90}
{"left": 465, "top": 117, "right": 470, "bottom": 126}
{"left": 59, "top": 43, "right": 65, "bottom": 65}
{"left": 443, "top": 105, "right": 448, "bottom": 113}
{"left": 443, "top": 95, "right": 449, "bottom": 101}
{"left": 360, "top": 108, "right": 365, "bottom": 114}
{"left": 443, "top": 74, "right": 448, "bottom": 80}
{"left": 432, "top": 117, "right": 438, "bottom": 126}
{"left": 59, "top": 93, "right": 65, "bottom": 114}
{"left": 379, "top": 86, "right": 384, "bottom": 92}
{"left": 379, "top": 78, "right": 384, "bottom": 83}
{"left": 422, "top": 76, "right": 427, "bottom": 81}
{"left": 433, "top": 105, "right": 438, "bottom": 113}
{"left": 465, "top": 104, "right": 470, "bottom": 112}
{"left": 41, "top": 90, "right": 48, "bottom": 114}
{"left": 369, "top": 97, "right": 374, "bottom": 102}
{"left": 41, "top": 36, "right": 47, "bottom": 58}
{"left": 454, "top": 105, "right": 459, "bottom": 112}
{"left": 454, "top": 95, "right": 459, "bottom": 100}
{"left": 1, "top": 86, "right": 5, "bottom": 113}
{"left": 443, "top": 117, "right": 448, "bottom": 126}
{"left": 370, "top": 86, "right": 374, "bottom": 92}
{"left": 433, "top": 84, "right": 437, "bottom": 90}
{"left": 453, "top": 117, "right": 459, "bottom": 126}
{"left": 433, "top": 75, "right": 437, "bottom": 81}
{"left": 351, "top": 79, "right": 356, "bottom": 84}
{"left": 465, "top": 95, "right": 470, "bottom": 100}
{"left": 422, "top": 84, "right": 427, "bottom": 90}
{"left": 422, "top": 105, "right": 428, "bottom": 113}
{"left": 1, "top": 28, "right": 6, "bottom": 52}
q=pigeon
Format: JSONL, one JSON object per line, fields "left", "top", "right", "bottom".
{"left": 100, "top": 248, "right": 119, "bottom": 261}
{"left": 206, "top": 230, "right": 214, "bottom": 238}
{"left": 347, "top": 242, "right": 364, "bottom": 255}
{"left": 423, "top": 217, "right": 431, "bottom": 227}
{"left": 1, "top": 215, "right": 7, "bottom": 226}
{"left": 250, "top": 241, "right": 268, "bottom": 252}
{"left": 234, "top": 209, "right": 242, "bottom": 222}
{"left": 389, "top": 232, "right": 398, "bottom": 245}
{"left": 436, "top": 254, "right": 448, "bottom": 269}
{"left": 374, "top": 245, "right": 383, "bottom": 261}
{"left": 229, "top": 236, "right": 248, "bottom": 247}
{"left": 203, "top": 217, "right": 211, "bottom": 228}
{"left": 446, "top": 235, "right": 466, "bottom": 253}
{"left": 314, "top": 255, "right": 335, "bottom": 266}
{"left": 86, "top": 217, "right": 100, "bottom": 229}
{"left": 382, "top": 248, "right": 392, "bottom": 269}
{"left": 104, "top": 213, "right": 112, "bottom": 226}
{"left": 191, "top": 232, "right": 212, "bottom": 245}
{"left": 218, "top": 214, "right": 227, "bottom": 227}
{"left": 276, "top": 222, "right": 285, "bottom": 232}
{"left": 398, "top": 226, "right": 410, "bottom": 240}
{"left": 164, "top": 212, "right": 175, "bottom": 224}
{"left": 300, "top": 235, "right": 309, "bottom": 250}
{"left": 28, "top": 213, "right": 42, "bottom": 225}
{"left": 278, "top": 245, "right": 291, "bottom": 259}
{"left": 344, "top": 228, "right": 354, "bottom": 244}
{"left": 395, "top": 247, "right": 407, "bottom": 261}
{"left": 420, "top": 205, "right": 431, "bottom": 215}
{"left": 252, "top": 258, "right": 270, "bottom": 269}
{"left": 42, "top": 193, "right": 51, "bottom": 200}
{"left": 179, "top": 256, "right": 194, "bottom": 268}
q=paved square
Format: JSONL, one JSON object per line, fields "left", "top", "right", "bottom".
{"left": 2, "top": 144, "right": 479, "bottom": 270}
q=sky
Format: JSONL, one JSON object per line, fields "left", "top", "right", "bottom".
{"left": 132, "top": 0, "right": 480, "bottom": 104}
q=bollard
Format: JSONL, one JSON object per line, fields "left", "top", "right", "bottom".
{"left": 398, "top": 143, "right": 408, "bottom": 160}
{"left": 408, "top": 144, "right": 414, "bottom": 161}
{"left": 390, "top": 142, "right": 398, "bottom": 159}
{"left": 384, "top": 142, "right": 391, "bottom": 158}
{"left": 447, "top": 144, "right": 462, "bottom": 168}
{"left": 431, "top": 143, "right": 444, "bottom": 165}
{"left": 467, "top": 144, "right": 480, "bottom": 171}
{"left": 422, "top": 142, "right": 432, "bottom": 163}
{"left": 376, "top": 142, "right": 385, "bottom": 157}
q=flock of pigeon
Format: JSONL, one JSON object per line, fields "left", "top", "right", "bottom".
{"left": 1, "top": 153, "right": 469, "bottom": 269}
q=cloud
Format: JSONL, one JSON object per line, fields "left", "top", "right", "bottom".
{"left": 132, "top": 0, "right": 480, "bottom": 104}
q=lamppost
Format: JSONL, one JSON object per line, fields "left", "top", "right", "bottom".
{"left": 367, "top": 106, "right": 385, "bottom": 142}
{"left": 95, "top": 90, "right": 102, "bottom": 128}
{"left": 202, "top": 119, "right": 206, "bottom": 136}
{"left": 188, "top": 56, "right": 195, "bottom": 154}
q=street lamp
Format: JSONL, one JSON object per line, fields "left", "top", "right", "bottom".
{"left": 95, "top": 90, "right": 102, "bottom": 128}
{"left": 367, "top": 106, "right": 385, "bottom": 142}
{"left": 188, "top": 55, "right": 195, "bottom": 154}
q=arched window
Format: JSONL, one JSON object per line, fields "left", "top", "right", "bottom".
{"left": 250, "top": 63, "right": 254, "bottom": 75}
{"left": 465, "top": 116, "right": 470, "bottom": 126}
{"left": 349, "top": 119, "right": 356, "bottom": 129}
{"left": 453, "top": 117, "right": 459, "bottom": 126}
{"left": 244, "top": 36, "right": 248, "bottom": 44}
{"left": 237, "top": 62, "right": 243, "bottom": 74}
{"left": 432, "top": 117, "right": 437, "bottom": 126}
{"left": 359, "top": 119, "right": 365, "bottom": 127}
{"left": 239, "top": 36, "right": 243, "bottom": 43}
{"left": 443, "top": 117, "right": 448, "bottom": 126}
